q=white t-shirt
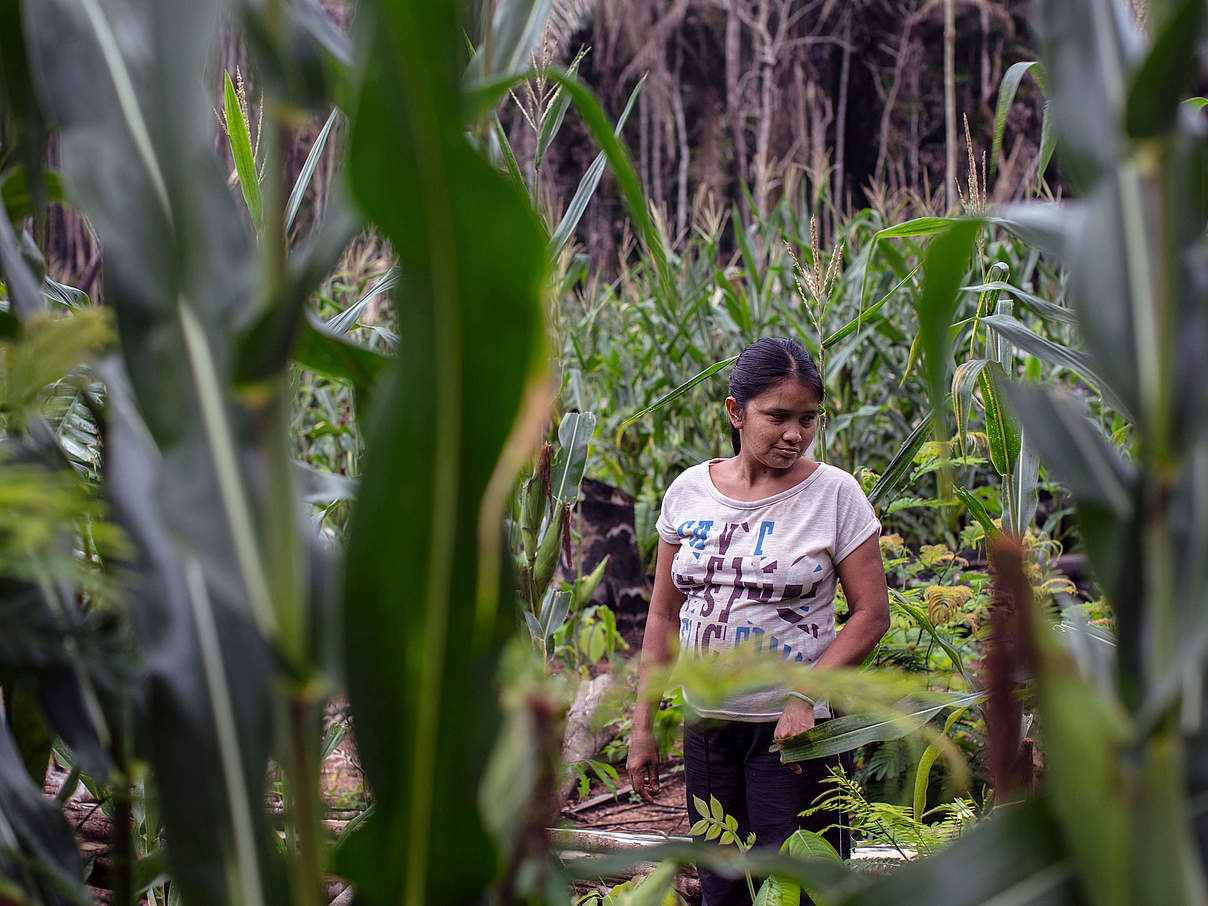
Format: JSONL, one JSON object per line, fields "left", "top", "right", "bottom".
{"left": 655, "top": 459, "right": 880, "bottom": 721}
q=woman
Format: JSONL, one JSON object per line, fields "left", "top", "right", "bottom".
{"left": 626, "top": 337, "right": 890, "bottom": 906}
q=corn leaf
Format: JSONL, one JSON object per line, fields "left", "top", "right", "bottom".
{"left": 464, "top": 0, "right": 554, "bottom": 83}
{"left": 980, "top": 312, "right": 1128, "bottom": 418}
{"left": 620, "top": 354, "right": 738, "bottom": 429}
{"left": 535, "top": 50, "right": 584, "bottom": 169}
{"left": 917, "top": 221, "right": 980, "bottom": 484}
{"left": 822, "top": 265, "right": 919, "bottom": 349}
{"left": 550, "top": 410, "right": 597, "bottom": 504}
{"left": 912, "top": 705, "right": 972, "bottom": 823}
{"left": 836, "top": 799, "right": 1076, "bottom": 905}
{"left": 223, "top": 71, "right": 262, "bottom": 227}
{"left": 0, "top": 720, "right": 88, "bottom": 906}
{"left": 867, "top": 413, "right": 932, "bottom": 509}
{"left": 776, "top": 692, "right": 983, "bottom": 762}
{"left": 285, "top": 106, "right": 339, "bottom": 234}
{"left": 326, "top": 266, "right": 400, "bottom": 335}
{"left": 547, "top": 75, "right": 644, "bottom": 260}
{"left": 0, "top": 202, "right": 44, "bottom": 320}
{"left": 978, "top": 366, "right": 1019, "bottom": 478}
{"left": 1124, "top": 0, "right": 1204, "bottom": 138}
{"left": 991, "top": 61, "right": 1044, "bottom": 175}
{"left": 337, "top": 1, "right": 546, "bottom": 903}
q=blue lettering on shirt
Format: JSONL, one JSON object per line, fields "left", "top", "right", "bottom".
{"left": 753, "top": 521, "right": 775, "bottom": 556}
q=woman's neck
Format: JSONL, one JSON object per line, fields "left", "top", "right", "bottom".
{"left": 709, "top": 454, "right": 818, "bottom": 501}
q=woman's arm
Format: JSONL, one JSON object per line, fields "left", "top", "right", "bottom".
{"left": 626, "top": 539, "right": 686, "bottom": 803}
{"left": 815, "top": 533, "right": 892, "bottom": 669}
{"left": 774, "top": 533, "right": 891, "bottom": 744}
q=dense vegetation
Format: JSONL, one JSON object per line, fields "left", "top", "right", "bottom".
{"left": 2, "top": 0, "right": 1208, "bottom": 905}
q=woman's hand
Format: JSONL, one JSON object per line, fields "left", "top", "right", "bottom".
{"left": 626, "top": 731, "right": 661, "bottom": 803}
{"left": 628, "top": 539, "right": 685, "bottom": 804}
{"left": 773, "top": 696, "right": 817, "bottom": 773}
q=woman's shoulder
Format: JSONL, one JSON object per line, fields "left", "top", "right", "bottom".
{"left": 812, "top": 462, "right": 871, "bottom": 497}
{"left": 661, "top": 459, "right": 721, "bottom": 504}
{"left": 666, "top": 459, "right": 719, "bottom": 489}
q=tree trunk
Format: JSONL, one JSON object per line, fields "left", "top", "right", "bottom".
{"left": 944, "top": 0, "right": 957, "bottom": 212}
{"left": 725, "top": 0, "right": 750, "bottom": 223}
{"left": 833, "top": 9, "right": 852, "bottom": 223}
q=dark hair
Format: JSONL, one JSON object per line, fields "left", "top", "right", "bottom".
{"left": 727, "top": 337, "right": 823, "bottom": 454}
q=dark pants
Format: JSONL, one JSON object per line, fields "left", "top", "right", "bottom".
{"left": 684, "top": 719, "right": 851, "bottom": 906}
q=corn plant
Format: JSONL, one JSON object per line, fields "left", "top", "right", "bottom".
{"left": 835, "top": 0, "right": 1208, "bottom": 901}
{"left": 571, "top": 0, "right": 1208, "bottom": 902}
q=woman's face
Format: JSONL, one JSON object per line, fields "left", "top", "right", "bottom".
{"left": 726, "top": 379, "right": 820, "bottom": 470}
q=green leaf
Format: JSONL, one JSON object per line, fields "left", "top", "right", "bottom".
{"left": 980, "top": 312, "right": 1130, "bottom": 418}
{"left": 468, "top": 67, "right": 667, "bottom": 291}
{"left": 955, "top": 487, "right": 999, "bottom": 539}
{"left": 777, "top": 692, "right": 983, "bottom": 762}
{"left": 620, "top": 354, "right": 739, "bottom": 429}
{"left": 705, "top": 824, "right": 722, "bottom": 841}
{"left": 875, "top": 217, "right": 959, "bottom": 238}
{"left": 0, "top": 720, "right": 89, "bottom": 906}
{"left": 541, "top": 589, "right": 572, "bottom": 641}
{"left": 890, "top": 594, "right": 981, "bottom": 690}
{"left": 337, "top": 1, "right": 546, "bottom": 903}
{"left": 0, "top": 0, "right": 49, "bottom": 230}
{"left": 285, "top": 107, "right": 339, "bottom": 234}
{"left": 979, "top": 366, "right": 1020, "bottom": 478}
{"left": 1, "top": 168, "right": 64, "bottom": 223}
{"left": 233, "top": 198, "right": 362, "bottom": 386}
{"left": 26, "top": 0, "right": 285, "bottom": 901}
{"left": 1001, "top": 381, "right": 1144, "bottom": 674}
{"left": 41, "top": 276, "right": 89, "bottom": 310}
{"left": 1008, "top": 430, "right": 1040, "bottom": 536}
{"left": 326, "top": 266, "right": 401, "bottom": 335}
{"left": 567, "top": 841, "right": 855, "bottom": 900}
{"left": 917, "top": 220, "right": 980, "bottom": 475}
{"left": 533, "top": 503, "right": 567, "bottom": 595}
{"left": 1035, "top": 0, "right": 1140, "bottom": 188}
{"left": 547, "top": 75, "right": 644, "bottom": 260}
{"left": 822, "top": 266, "right": 919, "bottom": 349}
{"left": 1001, "top": 384, "right": 1134, "bottom": 516}
{"left": 465, "top": 0, "right": 553, "bottom": 82}
{"left": 693, "top": 795, "right": 710, "bottom": 819}
{"left": 838, "top": 799, "right": 1075, "bottom": 905}
{"left": 295, "top": 316, "right": 390, "bottom": 394}
{"left": 781, "top": 829, "right": 842, "bottom": 865}
{"left": 621, "top": 861, "right": 680, "bottom": 906}
{"left": 912, "top": 705, "right": 971, "bottom": 823}
{"left": 868, "top": 413, "right": 933, "bottom": 509}
{"left": 951, "top": 359, "right": 990, "bottom": 458}
{"left": 492, "top": 114, "right": 527, "bottom": 188}
{"left": 572, "top": 556, "right": 609, "bottom": 610}
{"left": 534, "top": 49, "right": 584, "bottom": 169}
{"left": 292, "top": 461, "right": 358, "bottom": 504}
{"left": 709, "top": 794, "right": 725, "bottom": 821}
{"left": 991, "top": 203, "right": 1067, "bottom": 256}
{"left": 223, "top": 71, "right": 262, "bottom": 227}
{"left": 0, "top": 201, "right": 45, "bottom": 320}
{"left": 961, "top": 279, "right": 1076, "bottom": 325}
{"left": 992, "top": 61, "right": 1043, "bottom": 175}
{"left": 1124, "top": 0, "right": 1204, "bottom": 138}
{"left": 550, "top": 410, "right": 597, "bottom": 504}
{"left": 1037, "top": 100, "right": 1057, "bottom": 189}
